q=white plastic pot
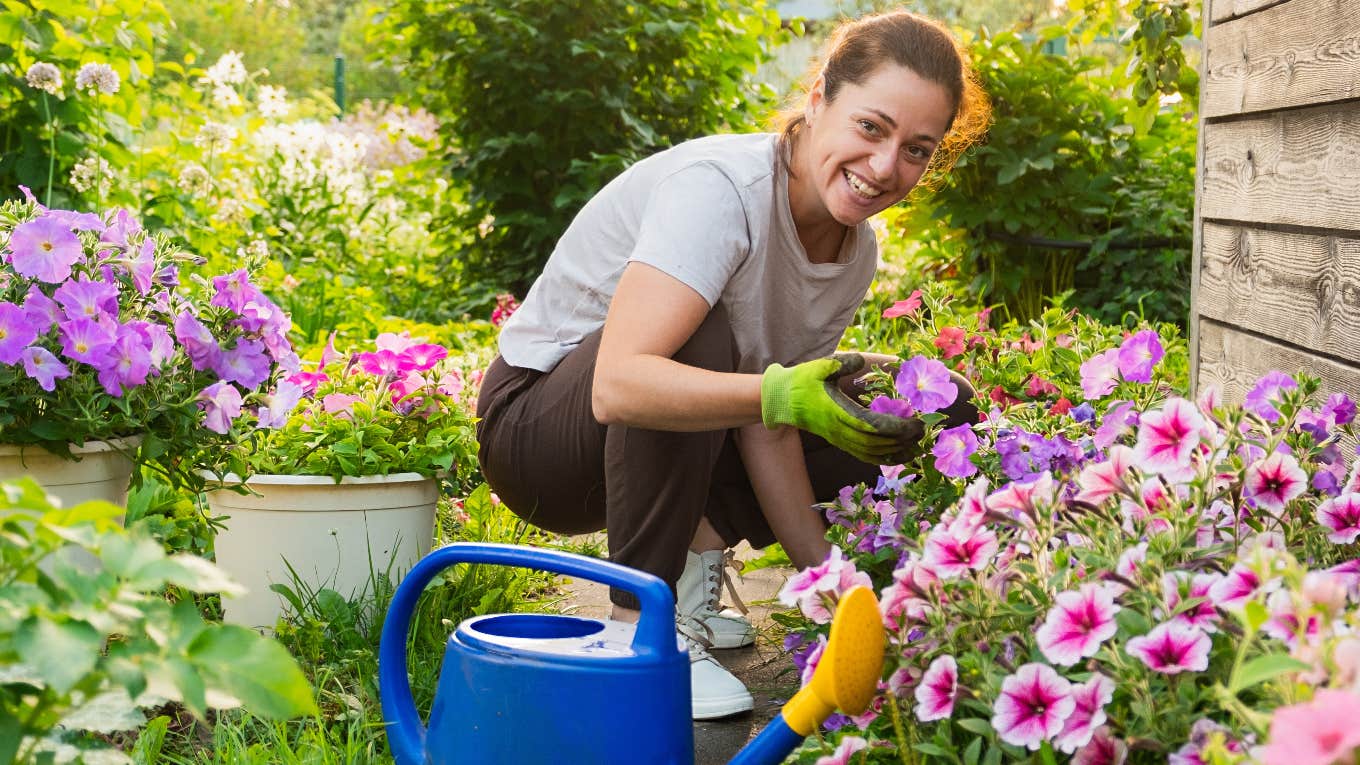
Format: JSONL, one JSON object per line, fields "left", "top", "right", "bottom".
{"left": 0, "top": 438, "right": 139, "bottom": 510}
{"left": 203, "top": 472, "right": 439, "bottom": 629}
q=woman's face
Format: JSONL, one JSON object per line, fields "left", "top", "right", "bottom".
{"left": 797, "top": 64, "right": 955, "bottom": 227}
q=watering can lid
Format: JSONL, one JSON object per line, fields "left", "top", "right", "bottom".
{"left": 457, "top": 614, "right": 667, "bottom": 662}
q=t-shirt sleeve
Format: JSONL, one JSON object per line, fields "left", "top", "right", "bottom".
{"left": 627, "top": 162, "right": 750, "bottom": 307}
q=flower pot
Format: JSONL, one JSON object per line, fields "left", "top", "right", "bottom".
{"left": 203, "top": 472, "right": 439, "bottom": 629}
{"left": 0, "top": 438, "right": 139, "bottom": 511}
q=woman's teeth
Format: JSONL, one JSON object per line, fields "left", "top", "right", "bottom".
{"left": 843, "top": 169, "right": 883, "bottom": 199}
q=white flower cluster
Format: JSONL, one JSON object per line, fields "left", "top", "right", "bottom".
{"left": 177, "top": 162, "right": 213, "bottom": 196}
{"left": 335, "top": 101, "right": 440, "bottom": 170}
{"left": 24, "top": 62, "right": 63, "bottom": 96}
{"left": 256, "top": 84, "right": 291, "bottom": 119}
{"left": 202, "top": 51, "right": 248, "bottom": 110}
{"left": 69, "top": 155, "right": 114, "bottom": 195}
{"left": 74, "top": 63, "right": 120, "bottom": 96}
{"left": 196, "top": 121, "right": 239, "bottom": 148}
{"left": 254, "top": 121, "right": 372, "bottom": 206}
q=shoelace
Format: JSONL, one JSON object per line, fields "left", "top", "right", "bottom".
{"left": 703, "top": 549, "right": 749, "bottom": 616}
{"left": 676, "top": 613, "right": 718, "bottom": 661}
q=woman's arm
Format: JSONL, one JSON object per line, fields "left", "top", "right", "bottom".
{"left": 734, "top": 423, "right": 831, "bottom": 569}
{"left": 591, "top": 261, "right": 763, "bottom": 431}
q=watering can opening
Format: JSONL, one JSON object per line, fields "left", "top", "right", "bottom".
{"left": 473, "top": 613, "right": 605, "bottom": 640}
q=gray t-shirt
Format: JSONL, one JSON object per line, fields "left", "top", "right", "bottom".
{"left": 498, "top": 132, "right": 878, "bottom": 374}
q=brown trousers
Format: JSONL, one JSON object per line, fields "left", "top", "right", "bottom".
{"left": 475, "top": 305, "right": 879, "bottom": 608}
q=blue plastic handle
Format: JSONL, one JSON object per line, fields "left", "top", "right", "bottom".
{"left": 728, "top": 713, "right": 804, "bottom": 765}
{"left": 378, "top": 542, "right": 678, "bottom": 765}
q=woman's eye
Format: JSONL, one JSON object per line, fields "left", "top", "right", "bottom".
{"left": 858, "top": 120, "right": 878, "bottom": 135}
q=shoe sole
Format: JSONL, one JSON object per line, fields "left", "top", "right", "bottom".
{"left": 706, "top": 632, "right": 756, "bottom": 650}
{"left": 691, "top": 690, "right": 755, "bottom": 720}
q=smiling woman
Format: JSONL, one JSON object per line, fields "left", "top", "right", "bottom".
{"left": 474, "top": 10, "right": 989, "bottom": 723}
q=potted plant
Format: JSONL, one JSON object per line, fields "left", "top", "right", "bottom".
{"left": 0, "top": 193, "right": 295, "bottom": 507}
{"left": 204, "top": 330, "right": 477, "bottom": 628}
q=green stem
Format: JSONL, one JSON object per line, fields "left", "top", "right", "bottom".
{"left": 41, "top": 93, "right": 55, "bottom": 207}
{"left": 885, "top": 692, "right": 915, "bottom": 765}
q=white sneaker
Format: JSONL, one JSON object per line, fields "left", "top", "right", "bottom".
{"left": 676, "top": 549, "right": 755, "bottom": 649}
{"left": 678, "top": 618, "right": 753, "bottom": 720}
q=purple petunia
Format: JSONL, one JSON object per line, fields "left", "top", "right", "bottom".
{"left": 869, "top": 395, "right": 914, "bottom": 419}
{"left": 1244, "top": 371, "right": 1298, "bottom": 423}
{"left": 1116, "top": 330, "right": 1164, "bottom": 383}
{"left": 57, "top": 316, "right": 116, "bottom": 365}
{"left": 20, "top": 346, "right": 70, "bottom": 391}
{"left": 53, "top": 274, "right": 119, "bottom": 321}
{"left": 174, "top": 310, "right": 221, "bottom": 372}
{"left": 214, "top": 337, "right": 272, "bottom": 390}
{"left": 0, "top": 303, "right": 40, "bottom": 365}
{"left": 8, "top": 216, "right": 83, "bottom": 283}
{"left": 95, "top": 329, "right": 152, "bottom": 396}
{"left": 895, "top": 355, "right": 957, "bottom": 414}
{"left": 932, "top": 423, "right": 978, "bottom": 478}
{"left": 197, "top": 380, "right": 243, "bottom": 434}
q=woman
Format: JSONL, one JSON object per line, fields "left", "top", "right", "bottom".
{"left": 476, "top": 10, "right": 989, "bottom": 719}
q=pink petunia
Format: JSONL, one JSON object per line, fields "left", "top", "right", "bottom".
{"left": 322, "top": 393, "right": 362, "bottom": 417}
{"left": 913, "top": 655, "right": 958, "bottom": 722}
{"left": 1132, "top": 397, "right": 1206, "bottom": 480}
{"left": 1125, "top": 621, "right": 1211, "bottom": 674}
{"left": 1079, "top": 348, "right": 1121, "bottom": 400}
{"left": 882, "top": 289, "right": 922, "bottom": 319}
{"left": 814, "top": 736, "right": 868, "bottom": 765}
{"left": 1073, "top": 727, "right": 1127, "bottom": 765}
{"left": 355, "top": 349, "right": 404, "bottom": 377}
{"left": 197, "top": 381, "right": 243, "bottom": 435}
{"left": 991, "top": 663, "right": 1075, "bottom": 750}
{"left": 1261, "top": 589, "right": 1321, "bottom": 647}
{"left": 1054, "top": 674, "right": 1116, "bottom": 753}
{"left": 402, "top": 343, "right": 448, "bottom": 372}
{"left": 1208, "top": 564, "right": 1261, "bottom": 612}
{"left": 988, "top": 472, "right": 1055, "bottom": 520}
{"left": 778, "top": 547, "right": 871, "bottom": 625}
{"left": 287, "top": 370, "right": 330, "bottom": 397}
{"left": 1074, "top": 445, "right": 1134, "bottom": 506}
{"left": 1243, "top": 452, "right": 1308, "bottom": 514}
{"left": 1116, "top": 329, "right": 1164, "bottom": 383}
{"left": 8, "top": 215, "right": 83, "bottom": 283}
{"left": 1260, "top": 689, "right": 1360, "bottom": 765}
{"left": 933, "top": 326, "right": 966, "bottom": 358}
{"left": 1036, "top": 584, "right": 1121, "bottom": 666}
{"left": 1316, "top": 493, "right": 1360, "bottom": 544}
{"left": 922, "top": 522, "right": 997, "bottom": 579}
{"left": 1093, "top": 400, "right": 1138, "bottom": 449}
{"left": 1163, "top": 572, "right": 1223, "bottom": 633}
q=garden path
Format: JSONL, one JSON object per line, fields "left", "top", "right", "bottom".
{"left": 556, "top": 541, "right": 798, "bottom": 765}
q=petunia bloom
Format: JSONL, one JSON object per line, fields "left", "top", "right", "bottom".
{"left": 882, "top": 289, "right": 922, "bottom": 319}
{"left": 197, "top": 381, "right": 243, "bottom": 434}
{"left": 1116, "top": 329, "right": 1163, "bottom": 383}
{"left": 1244, "top": 371, "right": 1298, "bottom": 423}
{"left": 932, "top": 423, "right": 978, "bottom": 478}
{"left": 8, "top": 216, "right": 83, "bottom": 283}
{"left": 1316, "top": 493, "right": 1360, "bottom": 544}
{"left": 1079, "top": 348, "right": 1121, "bottom": 400}
{"left": 1243, "top": 452, "right": 1308, "bottom": 514}
{"left": 922, "top": 522, "right": 997, "bottom": 579}
{"left": 991, "top": 663, "right": 1075, "bottom": 750}
{"left": 1054, "top": 674, "right": 1116, "bottom": 753}
{"left": 1259, "top": 689, "right": 1360, "bottom": 765}
{"left": 1132, "top": 397, "right": 1207, "bottom": 480}
{"left": 256, "top": 380, "right": 305, "bottom": 429}
{"left": 814, "top": 736, "right": 868, "bottom": 765}
{"left": 1074, "top": 445, "right": 1134, "bottom": 506}
{"left": 914, "top": 655, "right": 958, "bottom": 722}
{"left": 933, "top": 326, "right": 966, "bottom": 358}
{"left": 1036, "top": 584, "right": 1121, "bottom": 666}
{"left": 1125, "top": 621, "right": 1211, "bottom": 674}
{"left": 1163, "top": 572, "right": 1222, "bottom": 634}
{"left": 1073, "top": 727, "right": 1128, "bottom": 765}
{"left": 868, "top": 395, "right": 913, "bottom": 419}
{"left": 895, "top": 355, "right": 957, "bottom": 414}
{"left": 20, "top": 346, "right": 70, "bottom": 391}
{"left": 0, "top": 303, "right": 40, "bottom": 364}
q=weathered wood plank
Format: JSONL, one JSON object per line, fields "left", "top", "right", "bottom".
{"left": 1209, "top": 0, "right": 1291, "bottom": 24}
{"left": 1203, "top": 0, "right": 1360, "bottom": 118}
{"left": 1197, "top": 223, "right": 1360, "bottom": 367}
{"left": 1197, "top": 320, "right": 1360, "bottom": 417}
{"left": 1200, "top": 105, "right": 1360, "bottom": 232}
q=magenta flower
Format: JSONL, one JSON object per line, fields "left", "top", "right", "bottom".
{"left": 1207, "top": 564, "right": 1263, "bottom": 614}
{"left": 20, "top": 346, "right": 70, "bottom": 391}
{"left": 57, "top": 317, "right": 115, "bottom": 365}
{"left": 932, "top": 423, "right": 978, "bottom": 478}
{"left": 1073, "top": 727, "right": 1127, "bottom": 765}
{"left": 1315, "top": 493, "right": 1360, "bottom": 544}
{"left": 287, "top": 370, "right": 330, "bottom": 396}
{"left": 914, "top": 655, "right": 958, "bottom": 722}
{"left": 1260, "top": 689, "right": 1360, "bottom": 765}
{"left": 1132, "top": 397, "right": 1206, "bottom": 480}
{"left": 1244, "top": 371, "right": 1298, "bottom": 423}
{"left": 1075, "top": 445, "right": 1134, "bottom": 505}
{"left": 402, "top": 343, "right": 448, "bottom": 371}
{"left": 882, "top": 289, "right": 922, "bottom": 319}
{"left": 174, "top": 310, "right": 221, "bottom": 372}
{"left": 256, "top": 380, "right": 305, "bottom": 428}
{"left": 1163, "top": 572, "right": 1222, "bottom": 633}
{"left": 778, "top": 547, "right": 871, "bottom": 624}
{"left": 54, "top": 275, "right": 118, "bottom": 320}
{"left": 1079, "top": 349, "right": 1121, "bottom": 400}
{"left": 1125, "top": 621, "right": 1211, "bottom": 674}
{"left": 95, "top": 330, "right": 152, "bottom": 396}
{"left": 991, "top": 663, "right": 1075, "bottom": 750}
{"left": 1036, "top": 584, "right": 1121, "bottom": 666}
{"left": 868, "top": 395, "right": 913, "bottom": 419}
{"left": 895, "top": 355, "right": 957, "bottom": 414}
{"left": 1243, "top": 452, "right": 1308, "bottom": 514}
{"left": 922, "top": 522, "right": 997, "bottom": 579}
{"left": 0, "top": 303, "right": 40, "bottom": 364}
{"left": 8, "top": 216, "right": 83, "bottom": 283}
{"left": 355, "top": 349, "right": 404, "bottom": 377}
{"left": 1054, "top": 674, "right": 1115, "bottom": 753}
{"left": 197, "top": 381, "right": 243, "bottom": 434}
{"left": 1116, "top": 330, "right": 1163, "bottom": 383}
{"left": 987, "top": 472, "right": 1055, "bottom": 519}
{"left": 1261, "top": 589, "right": 1321, "bottom": 647}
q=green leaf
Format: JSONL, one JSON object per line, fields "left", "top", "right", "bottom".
{"left": 957, "top": 717, "right": 994, "bottom": 736}
{"left": 1244, "top": 601, "right": 1269, "bottom": 633}
{"left": 1230, "top": 653, "right": 1312, "bottom": 694}
{"left": 913, "top": 742, "right": 953, "bottom": 759}
{"left": 189, "top": 625, "right": 318, "bottom": 719}
{"left": 963, "top": 737, "right": 983, "bottom": 765}
{"left": 16, "top": 615, "right": 101, "bottom": 694}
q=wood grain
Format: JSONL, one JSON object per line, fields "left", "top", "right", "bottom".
{"left": 1197, "top": 223, "right": 1360, "bottom": 366}
{"left": 1200, "top": 105, "right": 1360, "bottom": 231}
{"left": 1209, "top": 0, "right": 1291, "bottom": 24}
{"left": 1204, "top": 0, "right": 1360, "bottom": 118}
{"left": 1197, "top": 319, "right": 1360, "bottom": 411}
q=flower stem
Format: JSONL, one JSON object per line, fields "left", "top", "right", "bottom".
{"left": 41, "top": 93, "right": 55, "bottom": 206}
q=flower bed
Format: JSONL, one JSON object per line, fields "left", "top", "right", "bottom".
{"left": 781, "top": 290, "right": 1360, "bottom": 764}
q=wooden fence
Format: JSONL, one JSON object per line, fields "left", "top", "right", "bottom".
{"left": 1191, "top": 0, "right": 1360, "bottom": 408}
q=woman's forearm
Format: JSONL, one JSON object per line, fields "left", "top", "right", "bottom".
{"left": 735, "top": 423, "right": 832, "bottom": 569}
{"left": 592, "top": 354, "right": 764, "bottom": 432}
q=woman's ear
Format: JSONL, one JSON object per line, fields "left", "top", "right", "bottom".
{"left": 805, "top": 73, "right": 827, "bottom": 128}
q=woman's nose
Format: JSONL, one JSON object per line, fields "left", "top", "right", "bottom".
{"left": 868, "top": 146, "right": 896, "bottom": 181}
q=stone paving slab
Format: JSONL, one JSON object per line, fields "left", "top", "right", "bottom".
{"left": 555, "top": 541, "right": 801, "bottom": 765}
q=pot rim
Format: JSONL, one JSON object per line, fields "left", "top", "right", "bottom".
{"left": 0, "top": 435, "right": 143, "bottom": 457}
{"left": 200, "top": 470, "right": 437, "bottom": 488}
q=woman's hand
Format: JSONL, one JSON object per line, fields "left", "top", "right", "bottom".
{"left": 760, "top": 353, "right": 922, "bottom": 464}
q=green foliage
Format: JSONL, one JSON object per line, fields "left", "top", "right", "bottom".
{"left": 900, "top": 30, "right": 1195, "bottom": 326}
{"left": 0, "top": 478, "right": 315, "bottom": 762}
{"left": 0, "top": 0, "right": 170, "bottom": 208}
{"left": 373, "top": 0, "right": 785, "bottom": 294}
{"left": 1069, "top": 0, "right": 1199, "bottom": 109}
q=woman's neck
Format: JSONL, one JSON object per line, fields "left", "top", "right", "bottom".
{"left": 786, "top": 132, "right": 848, "bottom": 264}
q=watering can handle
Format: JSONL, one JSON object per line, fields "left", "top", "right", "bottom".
{"left": 378, "top": 542, "right": 678, "bottom": 765}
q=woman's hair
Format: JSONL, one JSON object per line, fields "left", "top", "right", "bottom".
{"left": 774, "top": 11, "right": 990, "bottom": 181}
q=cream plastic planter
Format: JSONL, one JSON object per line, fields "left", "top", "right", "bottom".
{"left": 0, "top": 437, "right": 139, "bottom": 510}
{"left": 204, "top": 472, "right": 439, "bottom": 629}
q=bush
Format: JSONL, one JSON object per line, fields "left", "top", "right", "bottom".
{"left": 372, "top": 0, "right": 785, "bottom": 295}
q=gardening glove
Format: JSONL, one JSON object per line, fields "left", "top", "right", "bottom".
{"left": 761, "top": 353, "right": 924, "bottom": 465}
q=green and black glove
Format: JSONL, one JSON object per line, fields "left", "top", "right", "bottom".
{"left": 760, "top": 353, "right": 924, "bottom": 465}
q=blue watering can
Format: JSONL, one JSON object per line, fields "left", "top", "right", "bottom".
{"left": 379, "top": 543, "right": 884, "bottom": 765}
